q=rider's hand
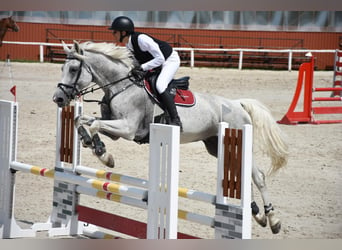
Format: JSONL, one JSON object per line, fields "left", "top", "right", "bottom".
{"left": 131, "top": 66, "right": 145, "bottom": 80}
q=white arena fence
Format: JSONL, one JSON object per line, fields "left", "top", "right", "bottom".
{"left": 2, "top": 41, "right": 336, "bottom": 71}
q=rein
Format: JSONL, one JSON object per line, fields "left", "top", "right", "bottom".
{"left": 57, "top": 56, "right": 142, "bottom": 104}
{"left": 81, "top": 76, "right": 135, "bottom": 104}
{"left": 80, "top": 74, "right": 133, "bottom": 96}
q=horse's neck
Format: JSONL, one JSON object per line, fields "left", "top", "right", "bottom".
{"left": 91, "top": 58, "right": 131, "bottom": 91}
{"left": 86, "top": 52, "right": 139, "bottom": 101}
{"left": 0, "top": 26, "right": 5, "bottom": 36}
{"left": 0, "top": 21, "right": 8, "bottom": 41}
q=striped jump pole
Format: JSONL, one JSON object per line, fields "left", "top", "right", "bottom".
{"left": 9, "top": 160, "right": 212, "bottom": 229}
{"left": 75, "top": 165, "right": 216, "bottom": 204}
{"left": 8, "top": 160, "right": 212, "bottom": 229}
{"left": 278, "top": 54, "right": 342, "bottom": 125}
{"left": 10, "top": 161, "right": 148, "bottom": 200}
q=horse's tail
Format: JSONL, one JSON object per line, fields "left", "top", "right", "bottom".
{"left": 239, "top": 98, "right": 289, "bottom": 174}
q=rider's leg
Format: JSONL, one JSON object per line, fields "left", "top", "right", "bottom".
{"left": 156, "top": 51, "right": 182, "bottom": 130}
{"left": 159, "top": 90, "right": 182, "bottom": 130}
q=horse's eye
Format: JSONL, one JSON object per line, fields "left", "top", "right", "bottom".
{"left": 70, "top": 67, "right": 78, "bottom": 74}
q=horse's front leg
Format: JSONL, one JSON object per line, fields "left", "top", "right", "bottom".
{"left": 75, "top": 115, "right": 96, "bottom": 148}
{"left": 252, "top": 165, "right": 281, "bottom": 234}
{"left": 74, "top": 115, "right": 115, "bottom": 168}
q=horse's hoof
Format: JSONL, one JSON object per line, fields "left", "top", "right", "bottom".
{"left": 97, "top": 152, "right": 115, "bottom": 168}
{"left": 106, "top": 154, "right": 115, "bottom": 168}
{"left": 270, "top": 221, "right": 281, "bottom": 234}
{"left": 253, "top": 213, "right": 267, "bottom": 227}
{"left": 266, "top": 209, "right": 281, "bottom": 234}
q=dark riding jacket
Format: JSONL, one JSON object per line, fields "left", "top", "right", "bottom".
{"left": 130, "top": 32, "right": 173, "bottom": 65}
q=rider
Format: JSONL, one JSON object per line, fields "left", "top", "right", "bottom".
{"left": 109, "top": 16, "right": 183, "bottom": 130}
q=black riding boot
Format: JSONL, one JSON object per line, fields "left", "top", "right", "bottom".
{"left": 160, "top": 91, "right": 183, "bottom": 132}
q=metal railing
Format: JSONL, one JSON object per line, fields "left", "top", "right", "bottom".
{"left": 2, "top": 41, "right": 336, "bottom": 71}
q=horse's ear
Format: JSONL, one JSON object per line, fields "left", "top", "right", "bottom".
{"left": 73, "top": 40, "right": 84, "bottom": 55}
{"left": 71, "top": 40, "right": 87, "bottom": 61}
{"left": 62, "top": 40, "right": 71, "bottom": 54}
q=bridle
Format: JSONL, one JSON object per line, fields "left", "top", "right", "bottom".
{"left": 57, "top": 57, "right": 140, "bottom": 103}
{"left": 57, "top": 57, "right": 89, "bottom": 100}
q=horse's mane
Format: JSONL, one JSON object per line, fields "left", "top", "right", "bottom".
{"left": 80, "top": 41, "right": 135, "bottom": 68}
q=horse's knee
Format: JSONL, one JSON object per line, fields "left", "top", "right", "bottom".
{"left": 89, "top": 120, "right": 101, "bottom": 136}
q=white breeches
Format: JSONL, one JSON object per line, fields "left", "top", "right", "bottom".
{"left": 156, "top": 50, "right": 180, "bottom": 94}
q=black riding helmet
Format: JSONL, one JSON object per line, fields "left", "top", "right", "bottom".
{"left": 109, "top": 16, "right": 134, "bottom": 42}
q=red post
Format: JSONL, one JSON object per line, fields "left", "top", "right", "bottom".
{"left": 277, "top": 56, "right": 314, "bottom": 125}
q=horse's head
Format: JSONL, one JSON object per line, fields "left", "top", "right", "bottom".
{"left": 5, "top": 16, "right": 19, "bottom": 32}
{"left": 0, "top": 16, "right": 19, "bottom": 47}
{"left": 53, "top": 41, "right": 94, "bottom": 107}
{"left": 53, "top": 40, "right": 135, "bottom": 107}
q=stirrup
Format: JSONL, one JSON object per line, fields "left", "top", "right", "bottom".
{"left": 170, "top": 117, "right": 183, "bottom": 132}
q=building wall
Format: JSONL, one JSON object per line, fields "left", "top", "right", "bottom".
{"left": 1, "top": 22, "right": 341, "bottom": 69}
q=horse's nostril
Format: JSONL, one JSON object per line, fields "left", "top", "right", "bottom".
{"left": 56, "top": 98, "right": 65, "bottom": 106}
{"left": 53, "top": 96, "right": 64, "bottom": 105}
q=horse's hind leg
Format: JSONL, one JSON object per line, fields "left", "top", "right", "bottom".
{"left": 252, "top": 165, "right": 281, "bottom": 234}
{"left": 251, "top": 184, "right": 267, "bottom": 228}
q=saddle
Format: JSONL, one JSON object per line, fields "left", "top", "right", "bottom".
{"left": 143, "top": 68, "right": 196, "bottom": 107}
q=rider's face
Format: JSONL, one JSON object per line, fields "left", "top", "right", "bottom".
{"left": 112, "top": 30, "right": 120, "bottom": 43}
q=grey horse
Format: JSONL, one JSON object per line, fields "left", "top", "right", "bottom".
{"left": 53, "top": 41, "right": 289, "bottom": 235}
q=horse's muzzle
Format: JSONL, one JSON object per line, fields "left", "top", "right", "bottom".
{"left": 53, "top": 95, "right": 66, "bottom": 107}
{"left": 53, "top": 89, "right": 70, "bottom": 108}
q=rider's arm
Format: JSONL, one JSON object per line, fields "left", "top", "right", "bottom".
{"left": 137, "top": 34, "right": 165, "bottom": 71}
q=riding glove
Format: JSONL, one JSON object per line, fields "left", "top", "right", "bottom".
{"left": 131, "top": 66, "right": 146, "bottom": 80}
